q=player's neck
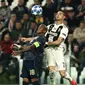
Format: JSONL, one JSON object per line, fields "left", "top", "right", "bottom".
{"left": 37, "top": 33, "right": 44, "bottom": 36}
{"left": 56, "top": 21, "right": 63, "bottom": 25}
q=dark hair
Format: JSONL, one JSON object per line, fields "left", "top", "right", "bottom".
{"left": 57, "top": 10, "right": 65, "bottom": 16}
{"left": 40, "top": 24, "right": 47, "bottom": 31}
{"left": 1, "top": 30, "right": 11, "bottom": 40}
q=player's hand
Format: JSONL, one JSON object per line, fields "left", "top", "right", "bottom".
{"left": 48, "top": 42, "right": 51, "bottom": 45}
{"left": 12, "top": 51, "right": 20, "bottom": 56}
{"left": 20, "top": 37, "right": 28, "bottom": 42}
{"left": 11, "top": 44, "right": 21, "bottom": 48}
{"left": 45, "top": 42, "right": 52, "bottom": 45}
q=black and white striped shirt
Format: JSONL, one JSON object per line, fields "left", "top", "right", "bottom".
{"left": 45, "top": 23, "right": 68, "bottom": 48}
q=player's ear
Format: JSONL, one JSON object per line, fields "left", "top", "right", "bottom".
{"left": 64, "top": 16, "right": 66, "bottom": 19}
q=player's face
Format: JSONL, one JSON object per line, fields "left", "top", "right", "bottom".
{"left": 56, "top": 11, "right": 65, "bottom": 21}
{"left": 37, "top": 25, "right": 46, "bottom": 34}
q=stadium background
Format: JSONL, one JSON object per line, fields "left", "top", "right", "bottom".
{"left": 0, "top": 0, "right": 85, "bottom": 85}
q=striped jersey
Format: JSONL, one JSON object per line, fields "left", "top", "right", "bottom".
{"left": 46, "top": 23, "right": 68, "bottom": 49}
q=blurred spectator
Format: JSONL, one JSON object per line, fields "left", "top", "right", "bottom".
{"left": 76, "top": 46, "right": 85, "bottom": 83}
{"left": 33, "top": 0, "right": 42, "bottom": 5}
{"left": 7, "top": 0, "right": 13, "bottom": 6}
{"left": 0, "top": 31, "right": 19, "bottom": 84}
{"left": 21, "top": 13, "right": 31, "bottom": 31}
{"left": 60, "top": 0, "right": 71, "bottom": 7}
{"left": 71, "top": 38, "right": 85, "bottom": 84}
{"left": 0, "top": 31, "right": 13, "bottom": 55}
{"left": 43, "top": 0, "right": 56, "bottom": 24}
{"left": 12, "top": 0, "right": 29, "bottom": 20}
{"left": 53, "top": 0, "right": 58, "bottom": 9}
{"left": 5, "top": 14, "right": 16, "bottom": 32}
{"left": 0, "top": 22, "right": 7, "bottom": 40}
{"left": 21, "top": 14, "right": 39, "bottom": 37}
{"left": 70, "top": 23, "right": 85, "bottom": 83}
{"left": 27, "top": 20, "right": 38, "bottom": 37}
{"left": 29, "top": 0, "right": 43, "bottom": 9}
{"left": 60, "top": 0, "right": 75, "bottom": 17}
{"left": 72, "top": 21, "right": 85, "bottom": 73}
{"left": 71, "top": 41, "right": 80, "bottom": 58}
{"left": 0, "top": 55, "right": 19, "bottom": 84}
{"left": 66, "top": 9, "right": 78, "bottom": 33}
{"left": 0, "top": 57, "right": 19, "bottom": 84}
{"left": 73, "top": 21, "right": 85, "bottom": 44}
{"left": 76, "top": 0, "right": 85, "bottom": 23}
{"left": 71, "top": 0, "right": 81, "bottom": 7}
{"left": 0, "top": 0, "right": 11, "bottom": 22}
{"left": 0, "top": 31, "right": 13, "bottom": 73}
{"left": 24, "top": 0, "right": 29, "bottom": 5}
{"left": 11, "top": 21, "right": 28, "bottom": 41}
{"left": 35, "top": 15, "right": 44, "bottom": 24}
{"left": 60, "top": 0, "right": 75, "bottom": 8}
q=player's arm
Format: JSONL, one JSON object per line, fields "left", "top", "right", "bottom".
{"left": 20, "top": 37, "right": 34, "bottom": 42}
{"left": 47, "top": 27, "right": 68, "bottom": 46}
{"left": 12, "top": 41, "right": 40, "bottom": 55}
{"left": 20, "top": 41, "right": 40, "bottom": 52}
{"left": 47, "top": 37, "right": 64, "bottom": 46}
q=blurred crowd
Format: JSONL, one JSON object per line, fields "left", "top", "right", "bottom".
{"left": 0, "top": 0, "right": 85, "bottom": 84}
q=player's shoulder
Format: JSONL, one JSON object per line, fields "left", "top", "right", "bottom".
{"left": 37, "top": 35, "right": 45, "bottom": 40}
{"left": 47, "top": 23, "right": 55, "bottom": 28}
{"left": 62, "top": 24, "right": 68, "bottom": 31}
{"left": 36, "top": 35, "right": 46, "bottom": 43}
{"left": 47, "top": 23, "right": 55, "bottom": 26}
{"left": 62, "top": 24, "right": 68, "bottom": 29}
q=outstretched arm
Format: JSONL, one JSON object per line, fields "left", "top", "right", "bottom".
{"left": 47, "top": 27, "right": 68, "bottom": 46}
{"left": 17, "top": 45, "right": 35, "bottom": 53}
{"left": 12, "top": 42, "right": 40, "bottom": 55}
{"left": 47, "top": 37, "right": 64, "bottom": 46}
{"left": 20, "top": 37, "right": 34, "bottom": 42}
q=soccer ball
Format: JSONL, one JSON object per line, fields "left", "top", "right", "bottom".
{"left": 31, "top": 5, "right": 43, "bottom": 16}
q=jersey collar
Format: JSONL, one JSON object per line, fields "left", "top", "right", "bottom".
{"left": 55, "top": 23, "right": 64, "bottom": 26}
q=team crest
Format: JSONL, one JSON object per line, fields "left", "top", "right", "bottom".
{"left": 30, "top": 69, "right": 35, "bottom": 75}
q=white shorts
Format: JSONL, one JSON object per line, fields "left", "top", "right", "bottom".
{"left": 44, "top": 47, "right": 66, "bottom": 71}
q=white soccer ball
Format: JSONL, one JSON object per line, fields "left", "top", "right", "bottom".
{"left": 31, "top": 5, "right": 43, "bottom": 16}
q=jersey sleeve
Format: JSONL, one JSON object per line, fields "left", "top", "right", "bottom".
{"left": 33, "top": 36, "right": 46, "bottom": 48}
{"left": 33, "top": 42, "right": 40, "bottom": 48}
{"left": 47, "top": 25, "right": 50, "bottom": 30}
{"left": 59, "top": 26, "right": 68, "bottom": 40}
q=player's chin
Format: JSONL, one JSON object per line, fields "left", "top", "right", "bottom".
{"left": 56, "top": 18, "right": 61, "bottom": 21}
{"left": 56, "top": 17, "right": 62, "bottom": 20}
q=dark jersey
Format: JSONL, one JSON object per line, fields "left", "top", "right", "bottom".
{"left": 23, "top": 35, "right": 46, "bottom": 60}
